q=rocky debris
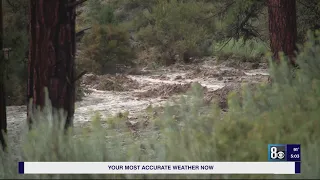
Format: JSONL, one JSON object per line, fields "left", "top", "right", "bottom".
{"left": 150, "top": 74, "right": 170, "bottom": 81}
{"left": 204, "top": 82, "right": 261, "bottom": 111}
{"left": 185, "top": 67, "right": 246, "bottom": 80}
{"left": 82, "top": 73, "right": 140, "bottom": 91}
{"left": 204, "top": 84, "right": 242, "bottom": 110}
{"left": 219, "top": 59, "right": 268, "bottom": 70}
{"left": 174, "top": 75, "right": 183, "bottom": 80}
{"left": 125, "top": 67, "right": 152, "bottom": 75}
{"left": 136, "top": 83, "right": 207, "bottom": 99}
{"left": 81, "top": 73, "right": 98, "bottom": 85}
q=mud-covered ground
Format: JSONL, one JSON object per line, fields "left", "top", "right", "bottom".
{"left": 5, "top": 58, "right": 269, "bottom": 162}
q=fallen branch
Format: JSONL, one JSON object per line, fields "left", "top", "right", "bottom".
{"left": 73, "top": 70, "right": 87, "bottom": 83}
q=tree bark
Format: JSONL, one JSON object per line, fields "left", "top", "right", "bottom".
{"left": 0, "top": 0, "right": 7, "bottom": 151}
{"left": 267, "top": 0, "right": 298, "bottom": 65}
{"left": 28, "top": 0, "right": 76, "bottom": 129}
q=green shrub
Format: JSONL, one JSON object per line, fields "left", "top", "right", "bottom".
{"left": 135, "top": 0, "right": 216, "bottom": 65}
{"left": 95, "top": 5, "right": 117, "bottom": 25}
{"left": 77, "top": 24, "right": 135, "bottom": 74}
{"left": 296, "top": 0, "right": 320, "bottom": 43}
{"left": 80, "top": 0, "right": 117, "bottom": 26}
{"left": 1, "top": 32, "right": 320, "bottom": 179}
{"left": 214, "top": 38, "right": 269, "bottom": 62}
{"left": 76, "top": 1, "right": 135, "bottom": 74}
{"left": 111, "top": 0, "right": 155, "bottom": 13}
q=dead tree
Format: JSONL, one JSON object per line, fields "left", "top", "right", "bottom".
{"left": 28, "top": 0, "right": 85, "bottom": 129}
{"left": 268, "top": 0, "right": 298, "bottom": 66}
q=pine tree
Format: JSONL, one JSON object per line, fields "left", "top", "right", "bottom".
{"left": 27, "top": 0, "right": 80, "bottom": 129}
{"left": 268, "top": 0, "right": 298, "bottom": 65}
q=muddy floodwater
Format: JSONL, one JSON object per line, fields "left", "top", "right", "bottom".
{"left": 6, "top": 59, "right": 269, "bottom": 162}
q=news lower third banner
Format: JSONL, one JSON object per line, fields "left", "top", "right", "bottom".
{"left": 18, "top": 162, "right": 301, "bottom": 174}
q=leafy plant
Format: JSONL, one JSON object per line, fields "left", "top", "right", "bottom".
{"left": 135, "top": 0, "right": 216, "bottom": 65}
{"left": 77, "top": 24, "right": 135, "bottom": 74}
{"left": 214, "top": 38, "right": 269, "bottom": 62}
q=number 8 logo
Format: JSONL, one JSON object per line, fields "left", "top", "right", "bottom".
{"left": 270, "top": 147, "right": 278, "bottom": 159}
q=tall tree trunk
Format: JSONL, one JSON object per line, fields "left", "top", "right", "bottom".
{"left": 267, "top": 0, "right": 298, "bottom": 65}
{"left": 28, "top": 0, "right": 76, "bottom": 129}
{"left": 0, "top": 0, "right": 7, "bottom": 151}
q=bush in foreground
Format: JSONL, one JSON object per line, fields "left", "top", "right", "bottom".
{"left": 1, "top": 32, "right": 320, "bottom": 179}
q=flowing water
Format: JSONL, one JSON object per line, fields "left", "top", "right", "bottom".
{"left": 5, "top": 60, "right": 269, "bottom": 162}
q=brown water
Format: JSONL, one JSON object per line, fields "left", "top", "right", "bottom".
{"left": 5, "top": 59, "right": 269, "bottom": 162}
